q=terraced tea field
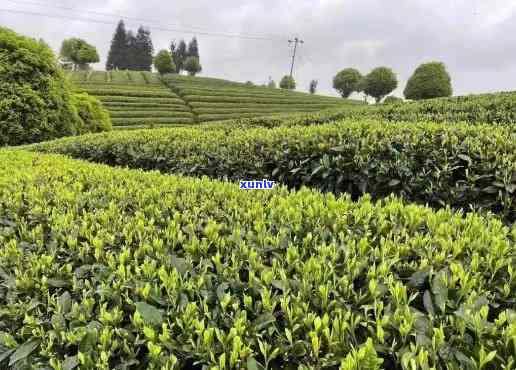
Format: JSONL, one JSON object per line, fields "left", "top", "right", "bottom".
{"left": 69, "top": 71, "right": 195, "bottom": 128}
{"left": 69, "top": 71, "right": 363, "bottom": 128}
{"left": 162, "top": 74, "right": 363, "bottom": 122}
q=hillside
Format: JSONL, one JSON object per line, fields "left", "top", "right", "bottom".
{"left": 161, "top": 74, "right": 363, "bottom": 122}
{"left": 68, "top": 71, "right": 362, "bottom": 128}
{"left": 69, "top": 71, "right": 195, "bottom": 128}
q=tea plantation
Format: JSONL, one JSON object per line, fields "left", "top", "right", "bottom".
{"left": 3, "top": 21, "right": 516, "bottom": 370}
{"left": 68, "top": 71, "right": 363, "bottom": 128}
{"left": 69, "top": 71, "right": 195, "bottom": 128}
{"left": 0, "top": 149, "right": 515, "bottom": 369}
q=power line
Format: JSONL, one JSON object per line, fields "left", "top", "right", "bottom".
{"left": 0, "top": 7, "right": 285, "bottom": 41}
{"left": 5, "top": 0, "right": 286, "bottom": 39}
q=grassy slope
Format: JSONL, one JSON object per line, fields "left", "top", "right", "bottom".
{"left": 69, "top": 71, "right": 195, "bottom": 127}
{"left": 69, "top": 71, "right": 362, "bottom": 127}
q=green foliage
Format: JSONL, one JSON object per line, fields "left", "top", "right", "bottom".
{"left": 328, "top": 91, "right": 516, "bottom": 124}
{"left": 32, "top": 119, "right": 516, "bottom": 222}
{"left": 383, "top": 95, "right": 403, "bottom": 104}
{"left": 0, "top": 26, "right": 81, "bottom": 146}
{"left": 106, "top": 20, "right": 128, "bottom": 70}
{"left": 154, "top": 50, "right": 176, "bottom": 75}
{"left": 187, "top": 37, "right": 199, "bottom": 59}
{"left": 184, "top": 56, "right": 202, "bottom": 76}
{"left": 267, "top": 79, "right": 276, "bottom": 89}
{"left": 174, "top": 40, "right": 188, "bottom": 73}
{"left": 363, "top": 67, "right": 398, "bottom": 103}
{"left": 404, "top": 61, "right": 453, "bottom": 100}
{"left": 333, "top": 68, "right": 362, "bottom": 98}
{"left": 309, "top": 79, "right": 318, "bottom": 94}
{"left": 279, "top": 75, "right": 296, "bottom": 90}
{"left": 1, "top": 149, "right": 515, "bottom": 368}
{"left": 71, "top": 93, "right": 112, "bottom": 133}
{"left": 132, "top": 26, "right": 154, "bottom": 72}
{"left": 60, "top": 38, "right": 99, "bottom": 70}
{"left": 106, "top": 21, "right": 154, "bottom": 71}
{"left": 67, "top": 72, "right": 194, "bottom": 126}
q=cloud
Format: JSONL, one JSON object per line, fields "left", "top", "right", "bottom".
{"left": 1, "top": 0, "right": 515, "bottom": 96}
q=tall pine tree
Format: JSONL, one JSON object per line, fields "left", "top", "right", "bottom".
{"left": 170, "top": 41, "right": 178, "bottom": 73}
{"left": 133, "top": 26, "right": 153, "bottom": 71}
{"left": 106, "top": 20, "right": 128, "bottom": 70}
{"left": 187, "top": 37, "right": 199, "bottom": 59}
{"left": 175, "top": 40, "right": 187, "bottom": 73}
{"left": 125, "top": 30, "right": 137, "bottom": 70}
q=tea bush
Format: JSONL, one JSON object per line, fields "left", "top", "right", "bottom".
{"left": 31, "top": 120, "right": 516, "bottom": 222}
{"left": 0, "top": 150, "right": 514, "bottom": 368}
{"left": 0, "top": 27, "right": 80, "bottom": 145}
{"left": 71, "top": 93, "right": 112, "bottom": 133}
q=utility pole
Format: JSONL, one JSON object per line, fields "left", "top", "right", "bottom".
{"left": 288, "top": 37, "right": 304, "bottom": 77}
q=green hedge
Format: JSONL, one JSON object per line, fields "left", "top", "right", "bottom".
{"left": 110, "top": 117, "right": 195, "bottom": 125}
{"left": 318, "top": 92, "right": 516, "bottom": 125}
{"left": 96, "top": 96, "right": 185, "bottom": 104}
{"left": 32, "top": 120, "right": 516, "bottom": 222}
{"left": 79, "top": 89, "right": 178, "bottom": 98}
{"left": 0, "top": 27, "right": 81, "bottom": 145}
{"left": 109, "top": 111, "right": 194, "bottom": 119}
{"left": 71, "top": 93, "right": 112, "bottom": 133}
{"left": 0, "top": 149, "right": 514, "bottom": 368}
{"left": 183, "top": 95, "right": 351, "bottom": 105}
{"left": 107, "top": 105, "right": 191, "bottom": 112}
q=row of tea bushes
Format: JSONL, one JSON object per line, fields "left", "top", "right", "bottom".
{"left": 68, "top": 71, "right": 195, "bottom": 127}
{"left": 0, "top": 149, "right": 514, "bottom": 368}
{"left": 297, "top": 91, "right": 516, "bottom": 125}
{"left": 31, "top": 119, "right": 516, "bottom": 223}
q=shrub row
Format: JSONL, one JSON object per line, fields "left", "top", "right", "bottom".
{"left": 96, "top": 96, "right": 186, "bottom": 104}
{"left": 78, "top": 89, "right": 178, "bottom": 99}
{"left": 194, "top": 107, "right": 325, "bottom": 115}
{"left": 176, "top": 88, "right": 345, "bottom": 100}
{"left": 188, "top": 102, "right": 351, "bottom": 110}
{"left": 311, "top": 92, "right": 516, "bottom": 125}
{"left": 0, "top": 149, "right": 514, "bottom": 368}
{"left": 32, "top": 119, "right": 516, "bottom": 222}
{"left": 108, "top": 105, "right": 191, "bottom": 112}
{"left": 183, "top": 95, "right": 352, "bottom": 105}
{"left": 110, "top": 117, "right": 195, "bottom": 125}
{"left": 109, "top": 111, "right": 194, "bottom": 119}
{"left": 78, "top": 83, "right": 167, "bottom": 91}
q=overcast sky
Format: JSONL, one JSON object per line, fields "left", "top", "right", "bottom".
{"left": 1, "top": 0, "right": 515, "bottom": 98}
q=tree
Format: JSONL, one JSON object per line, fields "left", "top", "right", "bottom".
{"left": 0, "top": 27, "right": 81, "bottom": 145}
{"left": 125, "top": 30, "right": 137, "bottom": 70}
{"left": 184, "top": 56, "right": 202, "bottom": 76}
{"left": 187, "top": 37, "right": 199, "bottom": 59}
{"left": 309, "top": 80, "right": 318, "bottom": 94}
{"left": 106, "top": 20, "right": 128, "bottom": 70}
{"left": 363, "top": 67, "right": 398, "bottom": 103}
{"left": 60, "top": 38, "right": 99, "bottom": 70}
{"left": 267, "top": 80, "right": 276, "bottom": 89}
{"left": 333, "top": 68, "right": 362, "bottom": 98}
{"left": 404, "top": 61, "right": 452, "bottom": 100}
{"left": 175, "top": 40, "right": 187, "bottom": 73}
{"left": 245, "top": 81, "right": 255, "bottom": 86}
{"left": 133, "top": 26, "right": 154, "bottom": 71}
{"left": 170, "top": 41, "right": 178, "bottom": 72}
{"left": 154, "top": 50, "right": 176, "bottom": 75}
{"left": 280, "top": 75, "right": 296, "bottom": 90}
